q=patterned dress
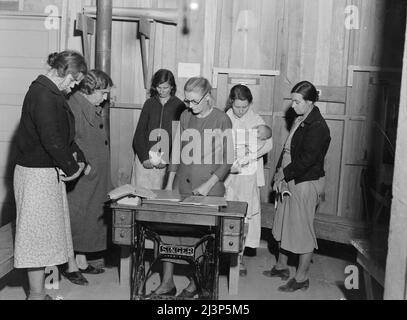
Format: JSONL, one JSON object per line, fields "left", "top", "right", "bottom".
{"left": 13, "top": 75, "right": 82, "bottom": 269}
{"left": 14, "top": 167, "right": 74, "bottom": 268}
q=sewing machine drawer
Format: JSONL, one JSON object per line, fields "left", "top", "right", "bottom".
{"left": 114, "top": 209, "right": 134, "bottom": 226}
{"left": 222, "top": 218, "right": 243, "bottom": 236}
{"left": 221, "top": 235, "right": 243, "bottom": 253}
{"left": 113, "top": 226, "right": 134, "bottom": 246}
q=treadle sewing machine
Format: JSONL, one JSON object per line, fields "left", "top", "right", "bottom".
{"left": 111, "top": 198, "right": 247, "bottom": 300}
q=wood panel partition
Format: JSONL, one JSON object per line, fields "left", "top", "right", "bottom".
{"left": 82, "top": 0, "right": 405, "bottom": 243}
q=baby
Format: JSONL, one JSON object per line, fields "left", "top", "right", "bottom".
{"left": 231, "top": 124, "right": 272, "bottom": 173}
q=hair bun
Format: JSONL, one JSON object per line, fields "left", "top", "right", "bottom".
{"left": 47, "top": 52, "right": 59, "bottom": 67}
{"left": 315, "top": 90, "right": 320, "bottom": 102}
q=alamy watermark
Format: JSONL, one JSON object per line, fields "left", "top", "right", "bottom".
{"left": 148, "top": 121, "right": 260, "bottom": 175}
{"left": 345, "top": 5, "right": 360, "bottom": 30}
{"left": 344, "top": 265, "right": 360, "bottom": 290}
{"left": 45, "top": 266, "right": 60, "bottom": 290}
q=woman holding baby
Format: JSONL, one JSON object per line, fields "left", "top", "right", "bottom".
{"left": 224, "top": 85, "right": 273, "bottom": 275}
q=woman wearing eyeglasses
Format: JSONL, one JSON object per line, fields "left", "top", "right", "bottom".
{"left": 132, "top": 69, "right": 186, "bottom": 189}
{"left": 146, "top": 77, "right": 233, "bottom": 299}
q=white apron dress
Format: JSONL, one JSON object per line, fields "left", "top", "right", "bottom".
{"left": 225, "top": 109, "right": 272, "bottom": 249}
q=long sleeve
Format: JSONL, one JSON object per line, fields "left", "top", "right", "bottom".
{"left": 283, "top": 120, "right": 330, "bottom": 182}
{"left": 214, "top": 116, "right": 233, "bottom": 181}
{"left": 257, "top": 137, "right": 273, "bottom": 159}
{"left": 67, "top": 98, "right": 87, "bottom": 164}
{"left": 168, "top": 120, "right": 182, "bottom": 173}
{"left": 71, "top": 141, "right": 86, "bottom": 164}
{"left": 133, "top": 102, "right": 150, "bottom": 163}
{"left": 33, "top": 93, "right": 79, "bottom": 176}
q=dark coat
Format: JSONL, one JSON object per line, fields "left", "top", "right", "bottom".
{"left": 15, "top": 75, "right": 85, "bottom": 176}
{"left": 133, "top": 96, "right": 186, "bottom": 163}
{"left": 66, "top": 92, "right": 111, "bottom": 252}
{"left": 277, "top": 107, "right": 331, "bottom": 184}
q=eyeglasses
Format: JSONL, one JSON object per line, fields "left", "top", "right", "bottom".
{"left": 96, "top": 89, "right": 111, "bottom": 94}
{"left": 184, "top": 92, "right": 209, "bottom": 106}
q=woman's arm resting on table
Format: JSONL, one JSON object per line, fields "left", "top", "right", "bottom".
{"left": 193, "top": 175, "right": 220, "bottom": 196}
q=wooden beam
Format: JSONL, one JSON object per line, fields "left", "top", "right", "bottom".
{"left": 137, "top": 18, "right": 153, "bottom": 90}
{"left": 347, "top": 65, "right": 402, "bottom": 87}
{"left": 83, "top": 6, "right": 178, "bottom": 25}
{"left": 147, "top": 21, "right": 156, "bottom": 97}
{"left": 111, "top": 103, "right": 144, "bottom": 110}
{"left": 140, "top": 33, "right": 149, "bottom": 90}
{"left": 212, "top": 68, "right": 280, "bottom": 89}
{"left": 280, "top": 81, "right": 348, "bottom": 104}
{"left": 139, "top": 18, "right": 151, "bottom": 38}
{"left": 76, "top": 12, "right": 96, "bottom": 35}
{"left": 384, "top": 19, "right": 407, "bottom": 300}
{"left": 76, "top": 13, "right": 96, "bottom": 66}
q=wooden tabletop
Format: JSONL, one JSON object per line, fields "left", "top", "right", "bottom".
{"left": 111, "top": 199, "right": 248, "bottom": 219}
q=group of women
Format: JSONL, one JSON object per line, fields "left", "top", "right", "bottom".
{"left": 14, "top": 51, "right": 113, "bottom": 299}
{"left": 131, "top": 70, "right": 330, "bottom": 296}
{"left": 13, "top": 49, "right": 330, "bottom": 300}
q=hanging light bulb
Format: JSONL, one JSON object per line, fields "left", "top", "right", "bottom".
{"left": 190, "top": 1, "right": 199, "bottom": 11}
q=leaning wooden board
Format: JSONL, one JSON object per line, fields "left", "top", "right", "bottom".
{"left": 0, "top": 222, "right": 14, "bottom": 280}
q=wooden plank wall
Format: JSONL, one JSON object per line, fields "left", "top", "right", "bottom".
{"left": 108, "top": 0, "right": 180, "bottom": 187}
{"left": 342, "top": 0, "right": 405, "bottom": 220}
{"left": 74, "top": 0, "right": 405, "bottom": 225}
{"left": 272, "top": 0, "right": 351, "bottom": 218}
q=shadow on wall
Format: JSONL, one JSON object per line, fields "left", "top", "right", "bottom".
{"left": 0, "top": 128, "right": 19, "bottom": 227}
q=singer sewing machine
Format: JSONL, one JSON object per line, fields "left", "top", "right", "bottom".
{"left": 111, "top": 198, "right": 247, "bottom": 300}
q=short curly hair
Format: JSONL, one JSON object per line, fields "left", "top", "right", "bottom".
{"left": 79, "top": 69, "right": 113, "bottom": 95}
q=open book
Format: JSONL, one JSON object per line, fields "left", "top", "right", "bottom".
{"left": 108, "top": 184, "right": 157, "bottom": 201}
{"left": 108, "top": 185, "right": 182, "bottom": 203}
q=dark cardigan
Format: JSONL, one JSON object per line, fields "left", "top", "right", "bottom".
{"left": 277, "top": 106, "right": 331, "bottom": 184}
{"left": 133, "top": 95, "right": 186, "bottom": 163}
{"left": 15, "top": 75, "right": 85, "bottom": 177}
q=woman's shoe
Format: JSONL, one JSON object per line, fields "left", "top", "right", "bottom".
{"left": 262, "top": 267, "right": 290, "bottom": 280}
{"left": 79, "top": 265, "right": 105, "bottom": 274}
{"left": 61, "top": 270, "right": 89, "bottom": 286}
{"left": 243, "top": 247, "right": 257, "bottom": 257}
{"left": 177, "top": 288, "right": 199, "bottom": 299}
{"left": 145, "top": 287, "right": 177, "bottom": 299}
{"left": 278, "top": 278, "right": 309, "bottom": 292}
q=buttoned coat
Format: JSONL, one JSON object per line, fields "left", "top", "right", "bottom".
{"left": 66, "top": 92, "right": 112, "bottom": 252}
{"left": 277, "top": 106, "right": 331, "bottom": 184}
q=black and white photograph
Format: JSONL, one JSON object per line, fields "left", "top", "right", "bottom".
{"left": 0, "top": 0, "right": 406, "bottom": 304}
